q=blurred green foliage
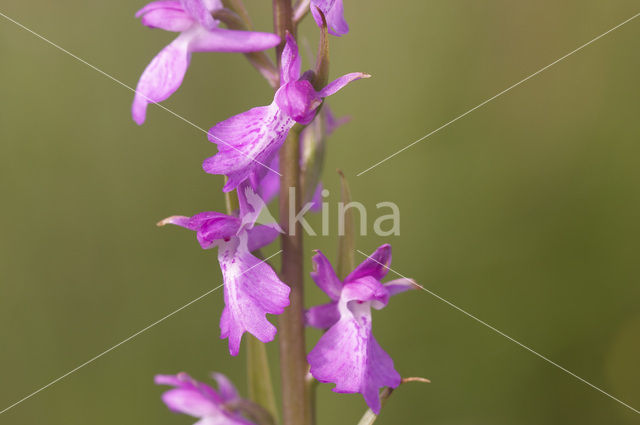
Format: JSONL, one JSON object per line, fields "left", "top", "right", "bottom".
{"left": 1, "top": 1, "right": 639, "bottom": 424}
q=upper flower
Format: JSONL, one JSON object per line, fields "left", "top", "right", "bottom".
{"left": 203, "top": 33, "right": 369, "bottom": 192}
{"left": 155, "top": 372, "right": 255, "bottom": 425}
{"left": 158, "top": 184, "right": 289, "bottom": 355}
{"left": 310, "top": 0, "right": 349, "bottom": 36}
{"left": 132, "top": 0, "right": 280, "bottom": 125}
{"left": 306, "top": 244, "right": 418, "bottom": 413}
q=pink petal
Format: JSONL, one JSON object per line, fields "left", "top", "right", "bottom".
{"left": 310, "top": 250, "right": 343, "bottom": 300}
{"left": 136, "top": 1, "right": 184, "bottom": 19}
{"left": 305, "top": 302, "right": 340, "bottom": 329}
{"left": 246, "top": 225, "right": 279, "bottom": 252}
{"left": 310, "top": 0, "right": 349, "bottom": 36}
{"left": 189, "top": 28, "right": 281, "bottom": 53}
{"left": 307, "top": 314, "right": 400, "bottom": 414}
{"left": 180, "top": 0, "right": 217, "bottom": 29}
{"left": 342, "top": 276, "right": 389, "bottom": 308}
{"left": 319, "top": 72, "right": 370, "bottom": 98}
{"left": 345, "top": 244, "right": 392, "bottom": 283}
{"left": 309, "top": 183, "right": 323, "bottom": 212}
{"left": 161, "top": 388, "right": 219, "bottom": 417}
{"left": 280, "top": 33, "right": 301, "bottom": 84}
{"left": 132, "top": 35, "right": 191, "bottom": 125}
{"left": 137, "top": 1, "right": 194, "bottom": 32}
{"left": 256, "top": 156, "right": 280, "bottom": 204}
{"left": 204, "top": 104, "right": 295, "bottom": 192}
{"left": 275, "top": 80, "right": 321, "bottom": 124}
{"left": 211, "top": 372, "right": 239, "bottom": 402}
{"left": 218, "top": 238, "right": 290, "bottom": 356}
{"left": 384, "top": 278, "right": 419, "bottom": 297}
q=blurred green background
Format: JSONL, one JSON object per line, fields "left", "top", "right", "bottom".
{"left": 1, "top": 1, "right": 639, "bottom": 424}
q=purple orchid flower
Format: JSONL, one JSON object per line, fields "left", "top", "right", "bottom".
{"left": 132, "top": 0, "right": 281, "bottom": 125}
{"left": 306, "top": 244, "right": 418, "bottom": 413}
{"left": 155, "top": 372, "right": 255, "bottom": 425}
{"left": 203, "top": 33, "right": 369, "bottom": 192}
{"left": 158, "top": 184, "right": 289, "bottom": 356}
{"left": 256, "top": 106, "right": 346, "bottom": 207}
{"left": 310, "top": 0, "right": 349, "bottom": 36}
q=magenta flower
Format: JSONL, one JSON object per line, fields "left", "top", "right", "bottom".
{"left": 306, "top": 245, "right": 417, "bottom": 413}
{"left": 158, "top": 185, "right": 289, "bottom": 355}
{"left": 132, "top": 0, "right": 281, "bottom": 125}
{"left": 155, "top": 372, "right": 255, "bottom": 425}
{"left": 310, "top": 0, "right": 349, "bottom": 36}
{"left": 204, "top": 34, "right": 369, "bottom": 192}
{"left": 256, "top": 106, "right": 345, "bottom": 207}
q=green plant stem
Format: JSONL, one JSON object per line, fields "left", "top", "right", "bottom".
{"left": 246, "top": 336, "right": 279, "bottom": 423}
{"left": 221, "top": 0, "right": 253, "bottom": 29}
{"left": 277, "top": 125, "right": 308, "bottom": 425}
{"left": 213, "top": 8, "right": 279, "bottom": 88}
{"left": 273, "top": 0, "right": 295, "bottom": 61}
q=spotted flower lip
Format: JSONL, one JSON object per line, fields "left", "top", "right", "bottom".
{"left": 158, "top": 184, "right": 289, "bottom": 356}
{"left": 306, "top": 245, "right": 418, "bottom": 414}
{"left": 131, "top": 0, "right": 281, "bottom": 125}
{"left": 310, "top": 0, "right": 349, "bottom": 36}
{"left": 155, "top": 372, "right": 255, "bottom": 425}
{"left": 203, "top": 33, "right": 369, "bottom": 192}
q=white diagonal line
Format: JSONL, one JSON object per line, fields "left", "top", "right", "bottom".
{"left": 0, "top": 10, "right": 281, "bottom": 177}
{"left": 355, "top": 249, "right": 640, "bottom": 415}
{"left": 357, "top": 11, "right": 640, "bottom": 177}
{"left": 0, "top": 249, "right": 283, "bottom": 415}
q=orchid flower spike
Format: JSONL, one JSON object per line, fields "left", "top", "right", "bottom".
{"left": 310, "top": 0, "right": 349, "bottom": 36}
{"left": 155, "top": 372, "right": 255, "bottom": 425}
{"left": 132, "top": 0, "right": 280, "bottom": 124}
{"left": 158, "top": 184, "right": 289, "bottom": 355}
{"left": 204, "top": 33, "right": 369, "bottom": 192}
{"left": 306, "top": 244, "right": 418, "bottom": 414}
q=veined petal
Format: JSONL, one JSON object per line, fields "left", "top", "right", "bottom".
{"left": 204, "top": 103, "right": 295, "bottom": 192}
{"left": 319, "top": 72, "right": 370, "bottom": 98}
{"left": 310, "top": 250, "right": 342, "bottom": 300}
{"left": 132, "top": 35, "right": 191, "bottom": 125}
{"left": 280, "top": 33, "right": 301, "bottom": 84}
{"left": 180, "top": 0, "right": 217, "bottom": 29}
{"left": 218, "top": 237, "right": 290, "bottom": 356}
{"left": 137, "top": 1, "right": 194, "bottom": 32}
{"left": 311, "top": 0, "right": 349, "bottom": 36}
{"left": 306, "top": 301, "right": 340, "bottom": 329}
{"left": 307, "top": 313, "right": 400, "bottom": 414}
{"left": 189, "top": 27, "right": 281, "bottom": 53}
{"left": 345, "top": 244, "right": 392, "bottom": 283}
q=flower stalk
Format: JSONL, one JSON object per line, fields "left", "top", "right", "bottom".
{"left": 278, "top": 126, "right": 309, "bottom": 425}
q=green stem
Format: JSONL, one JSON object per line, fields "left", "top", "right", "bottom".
{"left": 277, "top": 126, "right": 308, "bottom": 425}
{"left": 246, "top": 336, "right": 279, "bottom": 423}
{"left": 213, "top": 8, "right": 279, "bottom": 88}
